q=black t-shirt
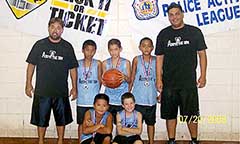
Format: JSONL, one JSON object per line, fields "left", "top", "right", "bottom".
{"left": 155, "top": 24, "right": 207, "bottom": 88}
{"left": 26, "top": 37, "right": 79, "bottom": 97}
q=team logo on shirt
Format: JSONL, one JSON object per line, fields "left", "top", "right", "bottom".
{"left": 167, "top": 37, "right": 190, "bottom": 47}
{"left": 5, "top": 0, "right": 46, "bottom": 19}
{"left": 132, "top": 0, "right": 159, "bottom": 20}
{"left": 42, "top": 50, "right": 64, "bottom": 60}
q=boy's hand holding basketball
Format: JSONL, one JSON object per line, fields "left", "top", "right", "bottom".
{"left": 119, "top": 72, "right": 127, "bottom": 83}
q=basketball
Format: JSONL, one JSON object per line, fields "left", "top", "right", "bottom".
{"left": 102, "top": 69, "right": 123, "bottom": 88}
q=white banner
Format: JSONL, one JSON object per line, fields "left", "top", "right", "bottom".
{"left": 130, "top": 0, "right": 240, "bottom": 45}
{"left": 1, "top": 0, "right": 240, "bottom": 50}
{"left": 0, "top": 0, "right": 114, "bottom": 49}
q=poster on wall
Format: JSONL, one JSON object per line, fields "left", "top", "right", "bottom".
{"left": 130, "top": 0, "right": 240, "bottom": 45}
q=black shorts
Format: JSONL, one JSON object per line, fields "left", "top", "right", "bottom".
{"left": 113, "top": 135, "right": 142, "bottom": 144}
{"left": 77, "top": 106, "right": 92, "bottom": 124}
{"left": 161, "top": 87, "right": 200, "bottom": 120}
{"left": 31, "top": 95, "right": 73, "bottom": 127}
{"left": 108, "top": 105, "right": 123, "bottom": 124}
{"left": 135, "top": 104, "right": 156, "bottom": 125}
{"left": 81, "top": 133, "right": 112, "bottom": 144}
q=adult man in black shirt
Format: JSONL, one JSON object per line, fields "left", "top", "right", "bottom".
{"left": 155, "top": 3, "right": 207, "bottom": 144}
{"left": 25, "top": 17, "right": 78, "bottom": 144}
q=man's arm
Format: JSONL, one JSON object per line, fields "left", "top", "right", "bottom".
{"left": 70, "top": 68, "right": 77, "bottom": 100}
{"left": 25, "top": 63, "right": 35, "bottom": 98}
{"left": 156, "top": 55, "right": 164, "bottom": 92}
{"left": 197, "top": 50, "right": 207, "bottom": 88}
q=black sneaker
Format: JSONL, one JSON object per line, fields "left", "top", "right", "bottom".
{"left": 189, "top": 140, "right": 199, "bottom": 144}
{"left": 167, "top": 140, "right": 176, "bottom": 144}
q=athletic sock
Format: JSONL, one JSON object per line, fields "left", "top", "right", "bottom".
{"left": 168, "top": 138, "right": 176, "bottom": 144}
{"left": 169, "top": 138, "right": 175, "bottom": 141}
{"left": 190, "top": 137, "right": 198, "bottom": 144}
{"left": 191, "top": 137, "right": 197, "bottom": 142}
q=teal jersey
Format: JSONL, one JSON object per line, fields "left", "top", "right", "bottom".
{"left": 77, "top": 59, "right": 100, "bottom": 106}
{"left": 132, "top": 55, "right": 157, "bottom": 106}
{"left": 118, "top": 110, "right": 138, "bottom": 137}
{"left": 81, "top": 109, "right": 110, "bottom": 142}
{"left": 104, "top": 57, "right": 128, "bottom": 105}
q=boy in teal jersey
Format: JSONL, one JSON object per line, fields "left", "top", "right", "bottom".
{"left": 130, "top": 37, "right": 159, "bottom": 144}
{"left": 77, "top": 40, "right": 102, "bottom": 143}
{"left": 81, "top": 93, "right": 113, "bottom": 144}
{"left": 102, "top": 38, "right": 131, "bottom": 124}
{"left": 112, "top": 92, "right": 143, "bottom": 144}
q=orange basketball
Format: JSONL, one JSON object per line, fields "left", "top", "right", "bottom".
{"left": 102, "top": 69, "right": 123, "bottom": 88}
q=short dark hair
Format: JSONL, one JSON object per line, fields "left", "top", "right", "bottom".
{"left": 93, "top": 93, "right": 109, "bottom": 104}
{"left": 167, "top": 2, "right": 183, "bottom": 13}
{"left": 108, "top": 38, "right": 122, "bottom": 49}
{"left": 121, "top": 92, "right": 135, "bottom": 105}
{"left": 48, "top": 17, "right": 64, "bottom": 28}
{"left": 139, "top": 37, "right": 153, "bottom": 46}
{"left": 82, "top": 39, "right": 97, "bottom": 50}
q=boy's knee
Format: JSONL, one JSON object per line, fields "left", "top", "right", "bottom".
{"left": 103, "top": 136, "right": 111, "bottom": 143}
{"left": 134, "top": 140, "right": 143, "bottom": 144}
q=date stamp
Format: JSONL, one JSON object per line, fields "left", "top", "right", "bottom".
{"left": 178, "top": 115, "right": 227, "bottom": 124}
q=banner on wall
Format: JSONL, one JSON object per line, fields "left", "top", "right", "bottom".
{"left": 3, "top": 0, "right": 112, "bottom": 36}
{"left": 130, "top": 0, "right": 240, "bottom": 45}
{"left": 0, "top": 0, "right": 114, "bottom": 48}
{"left": 0, "top": 0, "right": 240, "bottom": 48}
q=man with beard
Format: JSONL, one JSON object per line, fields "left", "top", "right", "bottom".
{"left": 25, "top": 17, "right": 78, "bottom": 144}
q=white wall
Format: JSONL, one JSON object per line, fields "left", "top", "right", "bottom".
{"left": 0, "top": 0, "right": 239, "bottom": 141}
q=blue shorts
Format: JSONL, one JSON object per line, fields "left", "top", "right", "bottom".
{"left": 77, "top": 106, "right": 92, "bottom": 124}
{"left": 30, "top": 95, "right": 73, "bottom": 127}
{"left": 135, "top": 104, "right": 156, "bottom": 125}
